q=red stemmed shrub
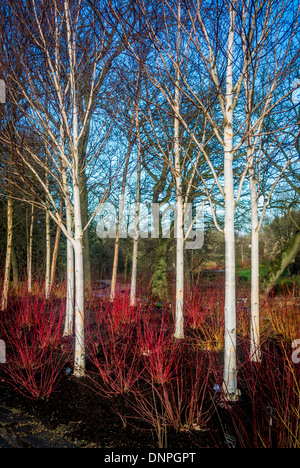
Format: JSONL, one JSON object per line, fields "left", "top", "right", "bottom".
{"left": 137, "top": 312, "right": 176, "bottom": 385}
{"left": 209, "top": 337, "right": 300, "bottom": 448}
{"left": 85, "top": 298, "right": 144, "bottom": 397}
{"left": 0, "top": 294, "right": 70, "bottom": 399}
{"left": 127, "top": 340, "right": 214, "bottom": 441}
{"left": 185, "top": 281, "right": 225, "bottom": 351}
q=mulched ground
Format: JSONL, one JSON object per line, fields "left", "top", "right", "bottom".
{"left": 0, "top": 371, "right": 224, "bottom": 448}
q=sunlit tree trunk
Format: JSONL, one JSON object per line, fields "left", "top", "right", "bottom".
{"left": 73, "top": 179, "right": 85, "bottom": 376}
{"left": 72, "top": 165, "right": 85, "bottom": 377}
{"left": 173, "top": 0, "right": 184, "bottom": 340}
{"left": 11, "top": 245, "right": 18, "bottom": 292}
{"left": 65, "top": 0, "right": 85, "bottom": 376}
{"left": 79, "top": 167, "right": 91, "bottom": 290}
{"left": 248, "top": 139, "right": 262, "bottom": 362}
{"left": 27, "top": 203, "right": 34, "bottom": 294}
{"left": 110, "top": 118, "right": 135, "bottom": 301}
{"left": 110, "top": 193, "right": 125, "bottom": 302}
{"left": 73, "top": 235, "right": 85, "bottom": 377}
{"left": 1, "top": 196, "right": 13, "bottom": 311}
{"left": 45, "top": 207, "right": 51, "bottom": 298}
{"left": 62, "top": 164, "right": 75, "bottom": 337}
{"left": 49, "top": 198, "right": 63, "bottom": 296}
{"left": 45, "top": 164, "right": 51, "bottom": 299}
{"left": 130, "top": 106, "right": 141, "bottom": 307}
{"left": 222, "top": 2, "right": 238, "bottom": 399}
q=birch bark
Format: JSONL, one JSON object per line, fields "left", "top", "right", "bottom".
{"left": 62, "top": 163, "right": 75, "bottom": 337}
{"left": 72, "top": 140, "right": 85, "bottom": 377}
{"left": 222, "top": 2, "right": 238, "bottom": 399}
{"left": 65, "top": 0, "right": 85, "bottom": 375}
{"left": 249, "top": 165, "right": 261, "bottom": 362}
{"left": 45, "top": 164, "right": 51, "bottom": 299}
{"left": 110, "top": 118, "right": 135, "bottom": 302}
{"left": 1, "top": 196, "right": 13, "bottom": 311}
{"left": 49, "top": 199, "right": 63, "bottom": 297}
{"left": 174, "top": 0, "right": 185, "bottom": 340}
{"left": 130, "top": 105, "right": 141, "bottom": 307}
{"left": 27, "top": 203, "right": 34, "bottom": 294}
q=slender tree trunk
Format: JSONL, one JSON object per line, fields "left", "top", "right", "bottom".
{"left": 222, "top": 1, "right": 238, "bottom": 399}
{"left": 73, "top": 184, "right": 85, "bottom": 377}
{"left": 110, "top": 199, "right": 123, "bottom": 301}
{"left": 49, "top": 198, "right": 63, "bottom": 296}
{"left": 73, "top": 239, "right": 85, "bottom": 375}
{"left": 64, "top": 201, "right": 75, "bottom": 338}
{"left": 59, "top": 114, "right": 74, "bottom": 336}
{"left": 27, "top": 203, "right": 34, "bottom": 294}
{"left": 1, "top": 196, "right": 13, "bottom": 311}
{"left": 45, "top": 156, "right": 51, "bottom": 299}
{"left": 223, "top": 135, "right": 237, "bottom": 397}
{"left": 130, "top": 208, "right": 139, "bottom": 307}
{"left": 61, "top": 166, "right": 75, "bottom": 337}
{"left": 123, "top": 247, "right": 129, "bottom": 283}
{"left": 63, "top": 200, "right": 75, "bottom": 337}
{"left": 174, "top": 195, "right": 184, "bottom": 340}
{"left": 250, "top": 167, "right": 261, "bottom": 362}
{"left": 45, "top": 201, "right": 51, "bottom": 299}
{"left": 79, "top": 169, "right": 91, "bottom": 289}
{"left": 65, "top": 236, "right": 75, "bottom": 336}
{"left": 11, "top": 244, "right": 18, "bottom": 292}
{"left": 173, "top": 1, "right": 184, "bottom": 340}
{"left": 64, "top": 0, "right": 85, "bottom": 376}
{"left": 130, "top": 105, "right": 141, "bottom": 307}
{"left": 110, "top": 122, "right": 135, "bottom": 302}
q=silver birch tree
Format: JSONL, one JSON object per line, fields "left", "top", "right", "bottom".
{"left": 1, "top": 195, "right": 13, "bottom": 311}
{"left": 0, "top": 0, "right": 137, "bottom": 376}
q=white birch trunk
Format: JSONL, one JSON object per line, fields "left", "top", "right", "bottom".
{"left": 1, "top": 196, "right": 13, "bottom": 311}
{"left": 174, "top": 188, "right": 185, "bottom": 340}
{"left": 173, "top": 3, "right": 184, "bottom": 340}
{"left": 130, "top": 108, "right": 141, "bottom": 308}
{"left": 45, "top": 200, "right": 51, "bottom": 299}
{"left": 73, "top": 234, "right": 85, "bottom": 377}
{"left": 222, "top": 2, "right": 238, "bottom": 399}
{"left": 64, "top": 232, "right": 75, "bottom": 337}
{"left": 62, "top": 171, "right": 75, "bottom": 337}
{"left": 72, "top": 158, "right": 85, "bottom": 377}
{"left": 249, "top": 164, "right": 261, "bottom": 362}
{"left": 130, "top": 205, "right": 139, "bottom": 307}
{"left": 223, "top": 132, "right": 238, "bottom": 398}
{"left": 110, "top": 193, "right": 125, "bottom": 302}
{"left": 110, "top": 129, "right": 133, "bottom": 302}
{"left": 11, "top": 245, "right": 18, "bottom": 292}
{"left": 71, "top": 138, "right": 85, "bottom": 376}
{"left": 49, "top": 199, "right": 63, "bottom": 297}
{"left": 27, "top": 203, "right": 34, "bottom": 294}
{"left": 65, "top": 0, "right": 85, "bottom": 375}
{"left": 59, "top": 114, "right": 75, "bottom": 336}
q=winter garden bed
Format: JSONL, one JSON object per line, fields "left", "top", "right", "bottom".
{"left": 0, "top": 283, "right": 299, "bottom": 448}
